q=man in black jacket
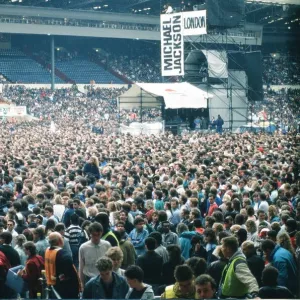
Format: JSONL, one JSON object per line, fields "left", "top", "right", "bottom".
{"left": 136, "top": 237, "right": 163, "bottom": 294}
{"left": 258, "top": 266, "right": 294, "bottom": 299}
{"left": 0, "top": 232, "right": 20, "bottom": 267}
{"left": 241, "top": 240, "right": 265, "bottom": 287}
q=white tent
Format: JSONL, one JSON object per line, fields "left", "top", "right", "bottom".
{"left": 118, "top": 82, "right": 213, "bottom": 109}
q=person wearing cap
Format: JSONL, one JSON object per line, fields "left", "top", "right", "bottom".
{"left": 161, "top": 221, "right": 179, "bottom": 247}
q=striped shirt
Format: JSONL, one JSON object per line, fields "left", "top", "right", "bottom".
{"left": 65, "top": 225, "right": 83, "bottom": 246}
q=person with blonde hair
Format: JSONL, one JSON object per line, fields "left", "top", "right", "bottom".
{"left": 105, "top": 246, "right": 125, "bottom": 276}
{"left": 268, "top": 205, "right": 280, "bottom": 223}
{"left": 277, "top": 232, "right": 295, "bottom": 256}
{"left": 83, "top": 156, "right": 100, "bottom": 179}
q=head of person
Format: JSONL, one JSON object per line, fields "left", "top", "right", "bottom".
{"left": 186, "top": 257, "right": 207, "bottom": 277}
{"left": 245, "top": 219, "right": 257, "bottom": 234}
{"left": 241, "top": 240, "right": 256, "bottom": 258}
{"left": 96, "top": 257, "right": 113, "bottom": 283}
{"left": 44, "top": 206, "right": 54, "bottom": 218}
{"left": 152, "top": 211, "right": 159, "bottom": 223}
{"left": 261, "top": 266, "right": 279, "bottom": 287}
{"left": 261, "top": 239, "right": 276, "bottom": 261}
{"left": 161, "top": 221, "right": 171, "bottom": 233}
{"left": 236, "top": 228, "right": 247, "bottom": 246}
{"left": 224, "top": 216, "right": 233, "bottom": 230}
{"left": 89, "top": 156, "right": 99, "bottom": 166}
{"left": 195, "top": 274, "right": 217, "bottom": 299}
{"left": 48, "top": 232, "right": 64, "bottom": 248}
{"left": 115, "top": 220, "right": 126, "bottom": 234}
{"left": 208, "top": 193, "right": 215, "bottom": 204}
{"left": 125, "top": 265, "right": 144, "bottom": 289}
{"left": 221, "top": 236, "right": 239, "bottom": 259}
{"left": 119, "top": 210, "right": 128, "bottom": 222}
{"left": 88, "top": 222, "right": 103, "bottom": 244}
{"left": 257, "top": 210, "right": 266, "bottom": 222}
{"left": 174, "top": 265, "right": 194, "bottom": 296}
{"left": 134, "top": 218, "right": 144, "bottom": 232}
{"left": 286, "top": 218, "right": 297, "bottom": 233}
{"left": 149, "top": 231, "right": 162, "bottom": 247}
{"left": 145, "top": 237, "right": 156, "bottom": 251}
{"left": 204, "top": 228, "right": 217, "bottom": 244}
{"left": 23, "top": 241, "right": 37, "bottom": 258}
{"left": 54, "top": 223, "right": 66, "bottom": 236}
{"left": 94, "top": 213, "right": 110, "bottom": 231}
{"left": 6, "top": 219, "right": 15, "bottom": 232}
{"left": 16, "top": 234, "right": 27, "bottom": 247}
{"left": 167, "top": 244, "right": 182, "bottom": 264}
{"left": 0, "top": 231, "right": 12, "bottom": 245}
{"left": 105, "top": 247, "right": 123, "bottom": 272}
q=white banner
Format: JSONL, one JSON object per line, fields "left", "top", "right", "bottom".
{"left": 161, "top": 13, "right": 184, "bottom": 76}
{"left": 161, "top": 10, "right": 207, "bottom": 76}
{"left": 182, "top": 10, "right": 207, "bottom": 36}
{"left": 0, "top": 106, "right": 27, "bottom": 117}
{"left": 120, "top": 122, "right": 163, "bottom": 136}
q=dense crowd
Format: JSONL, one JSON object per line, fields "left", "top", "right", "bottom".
{"left": 250, "top": 88, "right": 300, "bottom": 132}
{"left": 263, "top": 54, "right": 300, "bottom": 85}
{"left": 109, "top": 54, "right": 162, "bottom": 83}
{"left": 0, "top": 85, "right": 299, "bottom": 300}
{"left": 2, "top": 85, "right": 162, "bottom": 130}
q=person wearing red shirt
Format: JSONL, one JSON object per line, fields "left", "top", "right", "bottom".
{"left": 207, "top": 194, "right": 218, "bottom": 217}
{"left": 17, "top": 242, "right": 44, "bottom": 299}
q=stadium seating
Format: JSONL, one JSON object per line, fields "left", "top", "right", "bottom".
{"left": 0, "top": 48, "right": 64, "bottom": 83}
{"left": 55, "top": 57, "right": 124, "bottom": 84}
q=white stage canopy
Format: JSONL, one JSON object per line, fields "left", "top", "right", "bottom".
{"left": 118, "top": 82, "right": 213, "bottom": 109}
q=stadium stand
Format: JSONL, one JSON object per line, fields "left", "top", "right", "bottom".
{"left": 55, "top": 57, "right": 125, "bottom": 84}
{"left": 0, "top": 48, "right": 64, "bottom": 83}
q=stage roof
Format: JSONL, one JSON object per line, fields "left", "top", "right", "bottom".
{"left": 119, "top": 82, "right": 213, "bottom": 109}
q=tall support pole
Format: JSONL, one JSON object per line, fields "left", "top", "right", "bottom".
{"left": 140, "top": 88, "right": 143, "bottom": 123}
{"left": 51, "top": 36, "right": 55, "bottom": 91}
{"left": 230, "top": 86, "right": 233, "bottom": 132}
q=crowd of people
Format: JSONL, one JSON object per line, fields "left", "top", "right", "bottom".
{"left": 250, "top": 88, "right": 300, "bottom": 132}
{"left": 0, "top": 84, "right": 299, "bottom": 300}
{"left": 108, "top": 54, "right": 162, "bottom": 83}
{"left": 263, "top": 54, "right": 300, "bottom": 85}
{"left": 1, "top": 85, "right": 162, "bottom": 131}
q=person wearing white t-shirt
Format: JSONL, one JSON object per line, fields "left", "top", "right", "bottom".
{"left": 258, "top": 193, "right": 269, "bottom": 214}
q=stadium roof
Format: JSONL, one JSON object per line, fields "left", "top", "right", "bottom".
{"left": 0, "top": 0, "right": 299, "bottom": 32}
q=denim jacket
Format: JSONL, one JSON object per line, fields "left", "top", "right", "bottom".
{"left": 82, "top": 272, "right": 129, "bottom": 299}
